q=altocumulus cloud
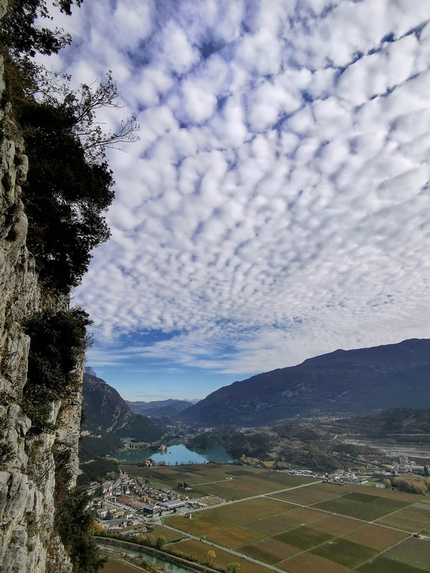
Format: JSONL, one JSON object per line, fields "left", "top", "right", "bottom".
{"left": 47, "top": 0, "right": 430, "bottom": 391}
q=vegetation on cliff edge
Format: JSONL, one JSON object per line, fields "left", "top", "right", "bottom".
{"left": 0, "top": 1, "right": 138, "bottom": 571}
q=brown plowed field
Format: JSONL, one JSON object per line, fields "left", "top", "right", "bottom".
{"left": 204, "top": 497, "right": 288, "bottom": 524}
{"left": 247, "top": 510, "right": 305, "bottom": 536}
{"left": 165, "top": 514, "right": 232, "bottom": 535}
{"left": 241, "top": 537, "right": 301, "bottom": 563}
{"left": 269, "top": 484, "right": 345, "bottom": 505}
{"left": 309, "top": 513, "right": 362, "bottom": 535}
{"left": 206, "top": 525, "right": 263, "bottom": 548}
{"left": 278, "top": 551, "right": 349, "bottom": 573}
{"left": 342, "top": 523, "right": 408, "bottom": 550}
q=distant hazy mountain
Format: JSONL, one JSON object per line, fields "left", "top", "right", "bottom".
{"left": 126, "top": 398, "right": 198, "bottom": 417}
{"left": 179, "top": 339, "right": 430, "bottom": 427}
{"left": 82, "top": 370, "right": 162, "bottom": 456}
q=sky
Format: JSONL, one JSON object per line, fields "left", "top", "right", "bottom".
{"left": 42, "top": 0, "right": 430, "bottom": 401}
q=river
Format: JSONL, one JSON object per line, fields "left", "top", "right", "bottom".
{"left": 99, "top": 540, "right": 200, "bottom": 573}
{"left": 117, "top": 443, "right": 233, "bottom": 465}
{"left": 117, "top": 550, "right": 196, "bottom": 573}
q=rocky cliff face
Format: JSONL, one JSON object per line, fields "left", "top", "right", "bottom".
{"left": 0, "top": 3, "right": 83, "bottom": 570}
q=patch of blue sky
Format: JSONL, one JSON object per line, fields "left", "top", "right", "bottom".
{"left": 86, "top": 327, "right": 246, "bottom": 400}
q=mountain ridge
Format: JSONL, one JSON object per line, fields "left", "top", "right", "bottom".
{"left": 126, "top": 398, "right": 198, "bottom": 417}
{"left": 179, "top": 338, "right": 430, "bottom": 426}
{"left": 81, "top": 372, "right": 163, "bottom": 456}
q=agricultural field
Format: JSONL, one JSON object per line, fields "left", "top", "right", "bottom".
{"left": 384, "top": 537, "right": 430, "bottom": 569}
{"left": 278, "top": 551, "right": 349, "bottom": 573}
{"left": 122, "top": 463, "right": 316, "bottom": 500}
{"left": 144, "top": 524, "right": 185, "bottom": 543}
{"left": 269, "top": 481, "right": 346, "bottom": 505}
{"left": 171, "top": 538, "right": 269, "bottom": 573}
{"left": 312, "top": 490, "right": 411, "bottom": 521}
{"left": 205, "top": 525, "right": 264, "bottom": 549}
{"left": 133, "top": 465, "right": 430, "bottom": 572}
{"left": 358, "top": 536, "right": 430, "bottom": 573}
{"left": 375, "top": 502, "right": 430, "bottom": 532}
{"left": 342, "top": 523, "right": 408, "bottom": 550}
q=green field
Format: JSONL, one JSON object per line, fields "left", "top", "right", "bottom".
{"left": 312, "top": 538, "right": 377, "bottom": 567}
{"left": 385, "top": 536, "right": 430, "bottom": 569}
{"left": 358, "top": 555, "right": 429, "bottom": 573}
{"left": 122, "top": 464, "right": 430, "bottom": 572}
{"left": 242, "top": 538, "right": 301, "bottom": 563}
{"left": 313, "top": 491, "right": 410, "bottom": 521}
{"left": 274, "top": 526, "right": 334, "bottom": 550}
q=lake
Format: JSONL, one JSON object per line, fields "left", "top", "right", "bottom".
{"left": 117, "top": 443, "right": 233, "bottom": 465}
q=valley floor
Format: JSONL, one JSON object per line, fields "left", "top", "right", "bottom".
{"left": 92, "top": 465, "right": 430, "bottom": 573}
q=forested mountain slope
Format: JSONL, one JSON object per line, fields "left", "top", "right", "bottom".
{"left": 180, "top": 339, "right": 430, "bottom": 426}
{"left": 82, "top": 371, "right": 162, "bottom": 457}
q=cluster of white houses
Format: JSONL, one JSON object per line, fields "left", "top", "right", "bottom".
{"left": 92, "top": 472, "right": 194, "bottom": 532}
{"left": 391, "top": 458, "right": 429, "bottom": 476}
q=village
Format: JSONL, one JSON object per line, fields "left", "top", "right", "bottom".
{"left": 89, "top": 470, "right": 209, "bottom": 535}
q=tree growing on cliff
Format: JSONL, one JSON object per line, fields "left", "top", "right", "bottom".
{"left": 16, "top": 70, "right": 138, "bottom": 291}
{"left": 56, "top": 488, "right": 107, "bottom": 573}
{"left": 21, "top": 104, "right": 115, "bottom": 291}
{"left": 1, "top": 2, "right": 139, "bottom": 293}
{"left": 24, "top": 68, "right": 140, "bottom": 163}
{"left": 0, "top": 0, "right": 82, "bottom": 57}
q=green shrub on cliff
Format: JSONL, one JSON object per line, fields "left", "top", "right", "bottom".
{"left": 21, "top": 98, "right": 114, "bottom": 291}
{"left": 23, "top": 307, "right": 91, "bottom": 434}
{"left": 16, "top": 69, "right": 137, "bottom": 290}
{"left": 56, "top": 488, "right": 107, "bottom": 573}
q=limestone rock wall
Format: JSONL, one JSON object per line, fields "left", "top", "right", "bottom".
{"left": 0, "top": 5, "right": 84, "bottom": 570}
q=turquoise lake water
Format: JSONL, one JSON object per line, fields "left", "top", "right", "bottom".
{"left": 117, "top": 443, "right": 233, "bottom": 465}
